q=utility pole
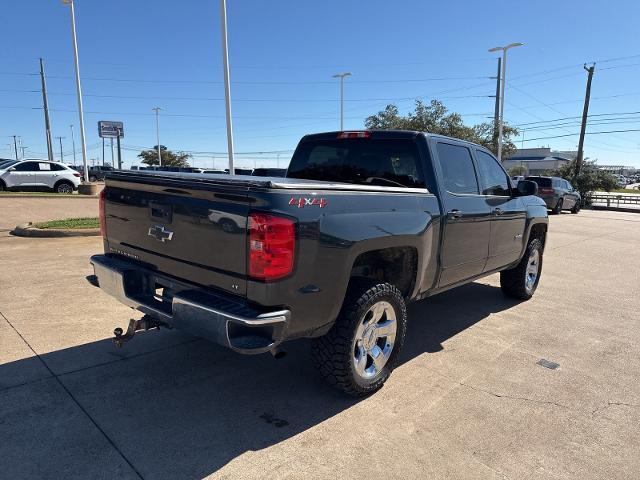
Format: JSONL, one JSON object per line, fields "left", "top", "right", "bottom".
{"left": 102, "top": 137, "right": 105, "bottom": 166}
{"left": 219, "top": 0, "right": 235, "bottom": 174}
{"left": 39, "top": 58, "right": 54, "bottom": 162}
{"left": 575, "top": 63, "right": 595, "bottom": 180}
{"left": 493, "top": 57, "right": 501, "bottom": 153}
{"left": 110, "top": 138, "right": 114, "bottom": 166}
{"left": 332, "top": 72, "right": 352, "bottom": 130}
{"left": 152, "top": 107, "right": 162, "bottom": 166}
{"left": 70, "top": 124, "right": 77, "bottom": 164}
{"left": 20, "top": 146, "right": 28, "bottom": 158}
{"left": 62, "top": 0, "right": 89, "bottom": 183}
{"left": 55, "top": 136, "right": 65, "bottom": 162}
{"left": 12, "top": 135, "right": 19, "bottom": 160}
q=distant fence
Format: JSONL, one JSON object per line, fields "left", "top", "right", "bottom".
{"left": 589, "top": 193, "right": 640, "bottom": 209}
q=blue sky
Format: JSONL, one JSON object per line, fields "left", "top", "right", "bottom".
{"left": 1, "top": 0, "right": 640, "bottom": 168}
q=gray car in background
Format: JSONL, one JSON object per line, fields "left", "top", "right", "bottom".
{"left": 525, "top": 176, "right": 581, "bottom": 214}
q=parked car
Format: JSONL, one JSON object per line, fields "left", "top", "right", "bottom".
{"left": 89, "top": 130, "right": 548, "bottom": 396}
{"left": 525, "top": 176, "right": 581, "bottom": 214}
{"left": 0, "top": 160, "right": 81, "bottom": 193}
{"left": 88, "top": 165, "right": 115, "bottom": 182}
{"left": 252, "top": 168, "right": 287, "bottom": 177}
{"left": 0, "top": 159, "right": 18, "bottom": 170}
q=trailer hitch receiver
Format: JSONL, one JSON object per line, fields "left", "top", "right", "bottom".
{"left": 113, "top": 315, "right": 169, "bottom": 348}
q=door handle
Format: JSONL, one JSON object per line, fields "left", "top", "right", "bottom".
{"left": 447, "top": 209, "right": 462, "bottom": 219}
{"left": 493, "top": 208, "right": 504, "bottom": 216}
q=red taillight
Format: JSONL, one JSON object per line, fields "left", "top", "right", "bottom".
{"left": 99, "top": 189, "right": 106, "bottom": 238}
{"left": 539, "top": 187, "right": 554, "bottom": 194}
{"left": 73, "top": 172, "right": 81, "bottom": 177}
{"left": 337, "top": 131, "right": 370, "bottom": 139}
{"left": 248, "top": 213, "right": 295, "bottom": 281}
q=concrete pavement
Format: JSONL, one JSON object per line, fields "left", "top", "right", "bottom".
{"left": 0, "top": 207, "right": 639, "bottom": 479}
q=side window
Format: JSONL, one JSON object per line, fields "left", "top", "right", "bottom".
{"left": 564, "top": 180, "right": 572, "bottom": 190}
{"left": 435, "top": 143, "right": 479, "bottom": 195}
{"left": 475, "top": 150, "right": 511, "bottom": 196}
{"left": 13, "top": 162, "right": 40, "bottom": 172}
{"left": 50, "top": 163, "right": 66, "bottom": 171}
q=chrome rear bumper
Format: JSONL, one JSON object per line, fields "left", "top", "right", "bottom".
{"left": 89, "top": 254, "right": 289, "bottom": 354}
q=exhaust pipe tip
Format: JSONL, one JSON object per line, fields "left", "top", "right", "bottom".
{"left": 270, "top": 347, "right": 287, "bottom": 359}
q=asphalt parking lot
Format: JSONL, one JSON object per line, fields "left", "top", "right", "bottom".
{"left": 1, "top": 200, "right": 639, "bottom": 479}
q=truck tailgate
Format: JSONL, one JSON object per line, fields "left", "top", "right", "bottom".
{"left": 103, "top": 172, "right": 258, "bottom": 297}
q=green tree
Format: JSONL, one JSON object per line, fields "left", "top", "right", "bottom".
{"left": 364, "top": 100, "right": 519, "bottom": 158}
{"left": 549, "top": 158, "right": 618, "bottom": 202}
{"left": 138, "top": 145, "right": 191, "bottom": 167}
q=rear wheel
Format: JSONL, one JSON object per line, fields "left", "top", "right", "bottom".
{"left": 55, "top": 181, "right": 74, "bottom": 194}
{"left": 0, "top": 180, "right": 5, "bottom": 192}
{"left": 89, "top": 175, "right": 97, "bottom": 182}
{"left": 551, "top": 198, "right": 563, "bottom": 214}
{"left": 312, "top": 282, "right": 407, "bottom": 396}
{"left": 571, "top": 199, "right": 581, "bottom": 214}
{"left": 500, "top": 238, "right": 543, "bottom": 300}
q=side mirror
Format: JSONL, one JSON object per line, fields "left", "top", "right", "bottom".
{"left": 516, "top": 180, "right": 538, "bottom": 196}
{"left": 8, "top": 167, "right": 16, "bottom": 172}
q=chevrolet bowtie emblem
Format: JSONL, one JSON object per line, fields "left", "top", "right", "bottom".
{"left": 148, "top": 225, "right": 174, "bottom": 242}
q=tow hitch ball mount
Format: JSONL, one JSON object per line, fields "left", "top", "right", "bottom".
{"left": 113, "top": 315, "right": 169, "bottom": 348}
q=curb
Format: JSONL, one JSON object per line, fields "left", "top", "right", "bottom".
{"left": 11, "top": 222, "right": 101, "bottom": 238}
{"left": 589, "top": 206, "right": 640, "bottom": 214}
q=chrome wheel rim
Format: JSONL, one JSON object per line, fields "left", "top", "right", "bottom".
{"left": 353, "top": 301, "right": 397, "bottom": 380}
{"left": 58, "top": 184, "right": 72, "bottom": 194}
{"left": 525, "top": 249, "right": 540, "bottom": 291}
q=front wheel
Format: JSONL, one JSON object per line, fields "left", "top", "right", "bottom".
{"left": 500, "top": 238, "right": 544, "bottom": 300}
{"left": 312, "top": 282, "right": 407, "bottom": 396}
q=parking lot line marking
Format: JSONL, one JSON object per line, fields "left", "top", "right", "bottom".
{"left": 0, "top": 310, "right": 145, "bottom": 480}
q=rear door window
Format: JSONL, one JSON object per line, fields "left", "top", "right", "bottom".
{"left": 475, "top": 150, "right": 511, "bottom": 196}
{"left": 287, "top": 138, "right": 426, "bottom": 188}
{"left": 435, "top": 142, "right": 479, "bottom": 195}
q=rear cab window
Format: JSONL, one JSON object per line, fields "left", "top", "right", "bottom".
{"left": 287, "top": 138, "right": 426, "bottom": 188}
{"left": 526, "top": 177, "right": 552, "bottom": 188}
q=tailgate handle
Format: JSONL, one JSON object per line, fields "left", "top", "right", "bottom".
{"left": 149, "top": 202, "right": 173, "bottom": 222}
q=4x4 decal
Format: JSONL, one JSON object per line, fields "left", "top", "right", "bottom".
{"left": 289, "top": 197, "right": 327, "bottom": 208}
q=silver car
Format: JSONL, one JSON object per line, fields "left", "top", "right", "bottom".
{"left": 525, "top": 176, "right": 581, "bottom": 214}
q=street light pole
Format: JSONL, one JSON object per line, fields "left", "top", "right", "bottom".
{"left": 55, "top": 136, "right": 65, "bottom": 162}
{"left": 219, "top": 0, "right": 235, "bottom": 174}
{"left": 62, "top": 0, "right": 89, "bottom": 183}
{"left": 152, "top": 107, "right": 162, "bottom": 166}
{"left": 332, "top": 72, "right": 352, "bottom": 131}
{"left": 70, "top": 124, "right": 77, "bottom": 164}
{"left": 488, "top": 42, "right": 524, "bottom": 162}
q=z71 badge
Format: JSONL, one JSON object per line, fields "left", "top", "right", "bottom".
{"left": 289, "top": 197, "right": 327, "bottom": 208}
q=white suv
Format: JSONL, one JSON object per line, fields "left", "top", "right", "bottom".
{"left": 0, "top": 160, "right": 82, "bottom": 193}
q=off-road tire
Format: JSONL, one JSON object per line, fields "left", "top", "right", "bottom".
{"left": 311, "top": 281, "right": 407, "bottom": 397}
{"left": 500, "top": 238, "right": 543, "bottom": 300}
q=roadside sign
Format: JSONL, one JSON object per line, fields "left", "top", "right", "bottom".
{"left": 98, "top": 121, "right": 124, "bottom": 138}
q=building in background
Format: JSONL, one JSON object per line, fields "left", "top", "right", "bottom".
{"left": 503, "top": 147, "right": 576, "bottom": 175}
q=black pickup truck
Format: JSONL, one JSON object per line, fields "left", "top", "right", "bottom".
{"left": 89, "top": 130, "right": 548, "bottom": 395}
